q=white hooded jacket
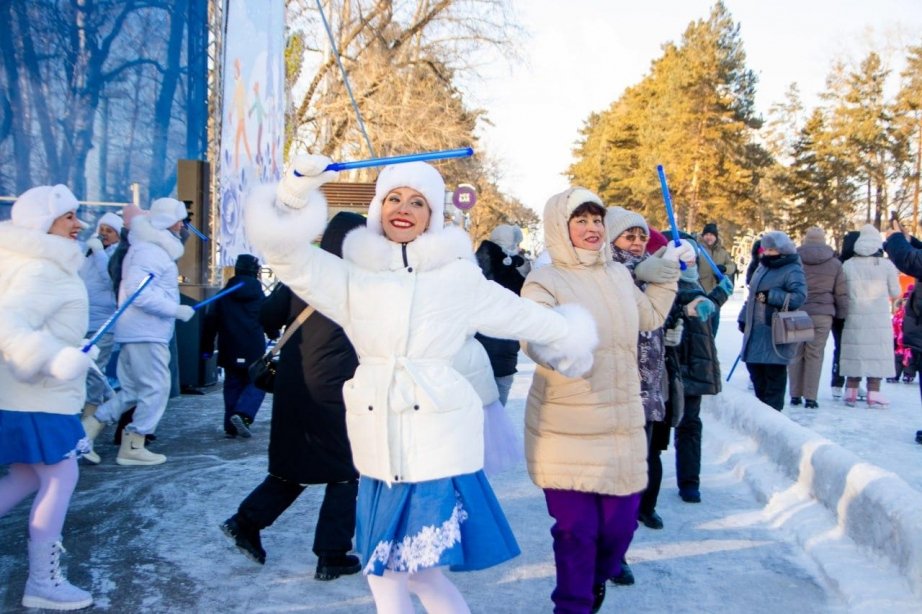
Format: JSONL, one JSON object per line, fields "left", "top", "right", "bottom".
{"left": 246, "top": 180, "right": 596, "bottom": 485}
{"left": 0, "top": 222, "right": 89, "bottom": 414}
{"left": 113, "top": 215, "right": 185, "bottom": 344}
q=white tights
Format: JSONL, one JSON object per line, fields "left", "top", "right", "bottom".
{"left": 0, "top": 458, "right": 79, "bottom": 542}
{"left": 366, "top": 567, "right": 471, "bottom": 614}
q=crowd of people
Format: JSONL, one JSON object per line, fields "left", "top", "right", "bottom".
{"left": 2, "top": 162, "right": 922, "bottom": 612}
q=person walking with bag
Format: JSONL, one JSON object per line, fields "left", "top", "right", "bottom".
{"left": 840, "top": 224, "right": 901, "bottom": 407}
{"left": 245, "top": 155, "right": 598, "bottom": 613}
{"left": 0, "top": 185, "right": 96, "bottom": 610}
{"left": 788, "top": 228, "right": 847, "bottom": 409}
{"left": 738, "top": 231, "right": 807, "bottom": 411}
{"left": 202, "top": 253, "right": 267, "bottom": 438}
{"left": 221, "top": 212, "right": 365, "bottom": 580}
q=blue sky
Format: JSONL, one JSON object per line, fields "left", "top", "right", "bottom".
{"left": 470, "top": 0, "right": 922, "bottom": 213}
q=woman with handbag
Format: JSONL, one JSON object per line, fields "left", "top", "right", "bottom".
{"left": 737, "top": 231, "right": 808, "bottom": 411}
{"left": 221, "top": 212, "right": 365, "bottom": 581}
{"left": 245, "top": 156, "right": 599, "bottom": 612}
{"left": 840, "top": 224, "right": 901, "bottom": 407}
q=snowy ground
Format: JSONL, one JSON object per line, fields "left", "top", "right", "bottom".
{"left": 2, "top": 287, "right": 922, "bottom": 612}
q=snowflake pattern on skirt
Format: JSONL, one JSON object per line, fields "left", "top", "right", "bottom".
{"left": 364, "top": 501, "right": 469, "bottom": 574}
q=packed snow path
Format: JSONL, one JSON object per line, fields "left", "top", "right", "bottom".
{"left": 2, "top": 290, "right": 921, "bottom": 612}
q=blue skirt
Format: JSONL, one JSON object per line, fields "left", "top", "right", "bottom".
{"left": 356, "top": 471, "right": 520, "bottom": 576}
{"left": 0, "top": 410, "right": 89, "bottom": 465}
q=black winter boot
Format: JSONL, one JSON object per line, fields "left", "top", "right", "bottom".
{"left": 315, "top": 554, "right": 361, "bottom": 580}
{"left": 610, "top": 559, "right": 635, "bottom": 586}
{"left": 590, "top": 582, "right": 606, "bottom": 613}
{"left": 220, "top": 515, "right": 266, "bottom": 564}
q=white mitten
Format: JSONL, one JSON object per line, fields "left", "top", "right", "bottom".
{"left": 276, "top": 154, "right": 339, "bottom": 209}
{"left": 554, "top": 352, "right": 594, "bottom": 378}
{"left": 663, "top": 239, "right": 696, "bottom": 264}
{"left": 48, "top": 347, "right": 92, "bottom": 381}
{"left": 175, "top": 305, "right": 195, "bottom": 322}
{"left": 80, "top": 340, "right": 101, "bottom": 361}
{"left": 664, "top": 320, "right": 684, "bottom": 347}
{"left": 634, "top": 256, "right": 680, "bottom": 284}
{"left": 86, "top": 237, "right": 104, "bottom": 253}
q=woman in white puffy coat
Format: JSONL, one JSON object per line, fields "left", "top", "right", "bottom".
{"left": 0, "top": 185, "right": 96, "bottom": 610}
{"left": 246, "top": 156, "right": 598, "bottom": 612}
{"left": 840, "top": 224, "right": 901, "bottom": 407}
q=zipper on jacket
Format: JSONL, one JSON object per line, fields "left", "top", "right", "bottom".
{"left": 401, "top": 243, "right": 410, "bottom": 271}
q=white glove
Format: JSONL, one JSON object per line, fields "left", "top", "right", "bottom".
{"left": 634, "top": 256, "right": 680, "bottom": 284}
{"left": 86, "top": 237, "right": 104, "bottom": 253}
{"left": 664, "top": 320, "right": 684, "bottom": 347}
{"left": 554, "top": 352, "right": 594, "bottom": 378}
{"left": 80, "top": 340, "right": 101, "bottom": 361}
{"left": 663, "top": 239, "right": 696, "bottom": 264}
{"left": 48, "top": 347, "right": 92, "bottom": 381}
{"left": 276, "top": 154, "right": 339, "bottom": 209}
{"left": 175, "top": 305, "right": 195, "bottom": 322}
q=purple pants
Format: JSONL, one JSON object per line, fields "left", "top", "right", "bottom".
{"left": 544, "top": 488, "right": 641, "bottom": 614}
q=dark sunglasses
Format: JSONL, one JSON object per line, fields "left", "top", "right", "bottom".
{"left": 619, "top": 231, "right": 648, "bottom": 243}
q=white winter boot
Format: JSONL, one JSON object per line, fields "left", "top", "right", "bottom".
{"left": 22, "top": 538, "right": 93, "bottom": 610}
{"left": 79, "top": 415, "right": 105, "bottom": 465}
{"left": 867, "top": 391, "right": 890, "bottom": 408}
{"left": 116, "top": 430, "right": 166, "bottom": 466}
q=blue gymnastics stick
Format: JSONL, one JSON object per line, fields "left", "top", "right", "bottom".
{"left": 82, "top": 273, "right": 154, "bottom": 352}
{"left": 293, "top": 147, "right": 474, "bottom": 176}
{"left": 185, "top": 220, "right": 209, "bottom": 241}
{"left": 192, "top": 282, "right": 244, "bottom": 311}
{"left": 726, "top": 353, "right": 742, "bottom": 382}
{"left": 697, "top": 243, "right": 726, "bottom": 281}
{"left": 656, "top": 165, "right": 687, "bottom": 271}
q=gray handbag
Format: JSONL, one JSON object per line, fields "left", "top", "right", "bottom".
{"left": 771, "top": 294, "right": 814, "bottom": 345}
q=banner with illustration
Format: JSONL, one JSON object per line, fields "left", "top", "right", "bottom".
{"left": 218, "top": 0, "right": 285, "bottom": 266}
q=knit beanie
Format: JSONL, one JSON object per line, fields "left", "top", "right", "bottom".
{"left": 702, "top": 222, "right": 718, "bottom": 238}
{"left": 646, "top": 227, "right": 669, "bottom": 254}
{"left": 234, "top": 254, "right": 260, "bottom": 277}
{"left": 760, "top": 230, "right": 796, "bottom": 255}
{"left": 564, "top": 188, "right": 604, "bottom": 217}
{"left": 148, "top": 198, "right": 188, "bottom": 230}
{"left": 11, "top": 184, "right": 80, "bottom": 233}
{"left": 490, "top": 224, "right": 523, "bottom": 257}
{"left": 605, "top": 206, "right": 649, "bottom": 242}
{"left": 366, "top": 162, "right": 446, "bottom": 236}
{"left": 854, "top": 223, "right": 883, "bottom": 257}
{"left": 97, "top": 211, "right": 124, "bottom": 235}
{"left": 803, "top": 227, "right": 826, "bottom": 246}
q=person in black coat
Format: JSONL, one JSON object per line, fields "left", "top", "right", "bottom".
{"left": 830, "top": 230, "right": 861, "bottom": 397}
{"left": 220, "top": 212, "right": 364, "bottom": 581}
{"left": 202, "top": 253, "right": 267, "bottom": 437}
{"left": 884, "top": 225, "right": 922, "bottom": 443}
{"left": 665, "top": 241, "right": 731, "bottom": 504}
{"left": 473, "top": 224, "right": 529, "bottom": 405}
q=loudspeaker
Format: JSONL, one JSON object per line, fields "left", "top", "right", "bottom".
{"left": 176, "top": 159, "right": 210, "bottom": 285}
{"left": 177, "top": 286, "right": 218, "bottom": 390}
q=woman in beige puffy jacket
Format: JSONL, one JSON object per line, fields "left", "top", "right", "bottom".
{"left": 522, "top": 188, "right": 691, "bottom": 613}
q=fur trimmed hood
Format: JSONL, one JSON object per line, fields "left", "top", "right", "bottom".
{"left": 129, "top": 214, "right": 184, "bottom": 261}
{"left": 0, "top": 221, "right": 84, "bottom": 275}
{"left": 342, "top": 225, "right": 473, "bottom": 272}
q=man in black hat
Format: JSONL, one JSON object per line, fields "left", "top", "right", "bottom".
{"left": 202, "top": 254, "right": 267, "bottom": 437}
{"left": 698, "top": 222, "right": 737, "bottom": 335}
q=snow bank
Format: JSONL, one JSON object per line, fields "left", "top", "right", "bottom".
{"left": 705, "top": 387, "right": 922, "bottom": 596}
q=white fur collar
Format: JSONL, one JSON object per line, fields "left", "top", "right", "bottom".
{"left": 342, "top": 225, "right": 473, "bottom": 272}
{"left": 0, "top": 221, "right": 84, "bottom": 274}
{"left": 129, "top": 215, "right": 185, "bottom": 261}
